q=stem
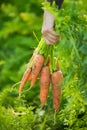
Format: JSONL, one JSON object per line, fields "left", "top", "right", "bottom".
{"left": 49, "top": 46, "right": 54, "bottom": 73}
{"left": 36, "top": 38, "right": 44, "bottom": 53}
{"left": 49, "top": 46, "right": 53, "bottom": 73}
{"left": 44, "top": 45, "right": 49, "bottom": 65}
{"left": 52, "top": 46, "right": 54, "bottom": 71}
{"left": 39, "top": 42, "right": 46, "bottom": 54}
{"left": 54, "top": 110, "right": 57, "bottom": 125}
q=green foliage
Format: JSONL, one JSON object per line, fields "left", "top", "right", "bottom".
{"left": 0, "top": 1, "right": 42, "bottom": 90}
{"left": 0, "top": 0, "right": 87, "bottom": 130}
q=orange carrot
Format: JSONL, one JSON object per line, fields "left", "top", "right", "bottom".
{"left": 51, "top": 70, "right": 63, "bottom": 110}
{"left": 30, "top": 54, "right": 45, "bottom": 87}
{"left": 19, "top": 49, "right": 37, "bottom": 93}
{"left": 40, "top": 66, "right": 50, "bottom": 107}
{"left": 19, "top": 68, "right": 31, "bottom": 93}
{"left": 27, "top": 71, "right": 32, "bottom": 81}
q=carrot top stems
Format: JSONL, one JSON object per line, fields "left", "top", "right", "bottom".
{"left": 44, "top": 46, "right": 49, "bottom": 65}
{"left": 27, "top": 57, "right": 35, "bottom": 69}
{"left": 53, "top": 57, "right": 57, "bottom": 71}
{"left": 35, "top": 37, "right": 45, "bottom": 54}
{"left": 56, "top": 59, "right": 60, "bottom": 71}
{"left": 52, "top": 46, "right": 55, "bottom": 71}
{"left": 49, "top": 46, "right": 54, "bottom": 74}
{"left": 39, "top": 41, "right": 47, "bottom": 55}
{"left": 49, "top": 46, "right": 51, "bottom": 73}
{"left": 27, "top": 38, "right": 47, "bottom": 69}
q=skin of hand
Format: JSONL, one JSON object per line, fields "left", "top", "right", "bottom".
{"left": 41, "top": 10, "right": 60, "bottom": 45}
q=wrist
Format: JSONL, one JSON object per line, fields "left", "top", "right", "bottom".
{"left": 42, "top": 10, "right": 55, "bottom": 33}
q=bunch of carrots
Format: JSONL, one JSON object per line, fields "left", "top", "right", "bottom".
{"left": 19, "top": 37, "right": 63, "bottom": 111}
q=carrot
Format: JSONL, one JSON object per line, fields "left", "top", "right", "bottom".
{"left": 19, "top": 68, "right": 31, "bottom": 93}
{"left": 30, "top": 54, "right": 45, "bottom": 87}
{"left": 40, "top": 66, "right": 50, "bottom": 107}
{"left": 27, "top": 71, "right": 32, "bottom": 81}
{"left": 51, "top": 70, "right": 63, "bottom": 110}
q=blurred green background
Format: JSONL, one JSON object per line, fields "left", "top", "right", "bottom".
{"left": 0, "top": 0, "right": 87, "bottom": 130}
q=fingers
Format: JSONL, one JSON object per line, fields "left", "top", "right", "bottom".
{"left": 42, "top": 29, "right": 60, "bottom": 45}
{"left": 43, "top": 30, "right": 59, "bottom": 40}
{"left": 42, "top": 10, "right": 58, "bottom": 45}
{"left": 44, "top": 36, "right": 58, "bottom": 45}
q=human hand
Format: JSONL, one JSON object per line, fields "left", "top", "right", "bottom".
{"left": 41, "top": 10, "right": 60, "bottom": 45}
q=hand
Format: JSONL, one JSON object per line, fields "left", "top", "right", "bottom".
{"left": 41, "top": 10, "right": 60, "bottom": 45}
